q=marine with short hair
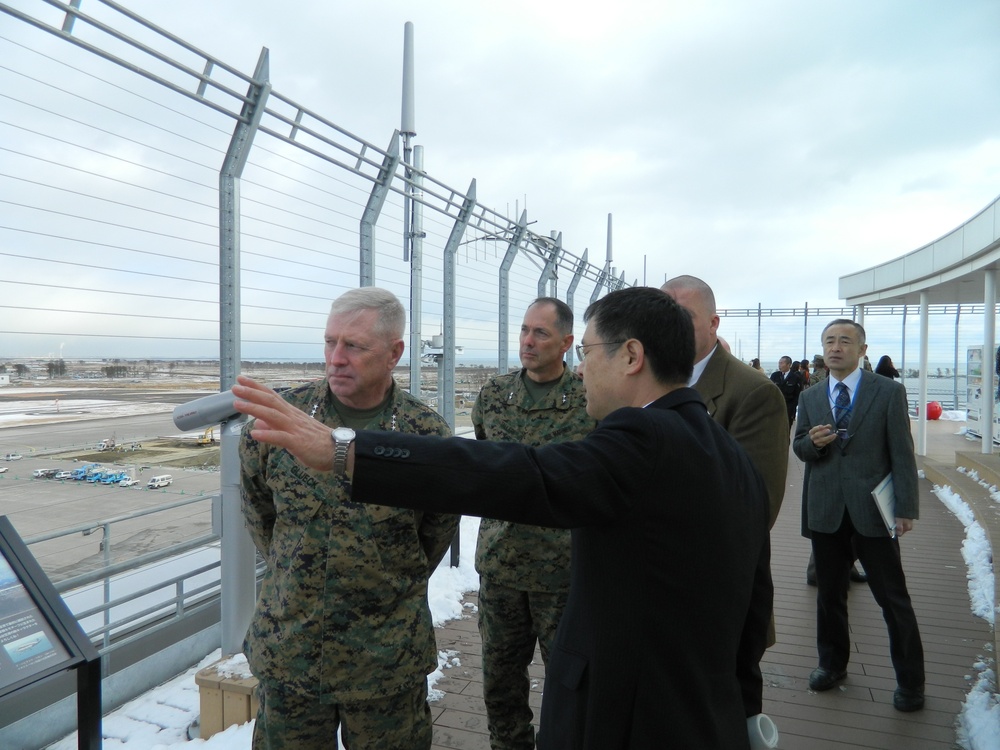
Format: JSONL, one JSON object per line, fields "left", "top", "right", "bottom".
{"left": 472, "top": 297, "right": 596, "bottom": 750}
{"left": 240, "top": 287, "right": 458, "bottom": 750}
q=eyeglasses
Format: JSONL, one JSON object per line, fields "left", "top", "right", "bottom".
{"left": 575, "top": 341, "right": 625, "bottom": 361}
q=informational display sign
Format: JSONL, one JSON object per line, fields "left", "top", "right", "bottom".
{"left": 0, "top": 517, "right": 101, "bottom": 750}
{"left": 0, "top": 550, "right": 72, "bottom": 692}
{"left": 966, "top": 346, "right": 1000, "bottom": 445}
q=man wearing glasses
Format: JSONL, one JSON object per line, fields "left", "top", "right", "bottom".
{"left": 232, "top": 286, "right": 773, "bottom": 749}
{"left": 471, "top": 297, "right": 595, "bottom": 750}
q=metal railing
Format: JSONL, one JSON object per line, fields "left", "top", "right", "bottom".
{"left": 23, "top": 494, "right": 229, "bottom": 654}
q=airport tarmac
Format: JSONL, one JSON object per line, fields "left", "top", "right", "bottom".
{"left": 0, "top": 407, "right": 221, "bottom": 581}
{"left": 0, "top": 381, "right": 475, "bottom": 580}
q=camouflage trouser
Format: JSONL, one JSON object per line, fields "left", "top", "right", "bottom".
{"left": 251, "top": 678, "right": 432, "bottom": 750}
{"left": 478, "top": 577, "right": 569, "bottom": 750}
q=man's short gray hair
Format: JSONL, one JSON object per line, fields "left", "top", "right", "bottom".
{"left": 329, "top": 287, "right": 406, "bottom": 340}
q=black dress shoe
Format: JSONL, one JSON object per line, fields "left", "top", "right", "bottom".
{"left": 893, "top": 687, "right": 925, "bottom": 712}
{"left": 809, "top": 667, "right": 847, "bottom": 691}
{"left": 850, "top": 566, "right": 868, "bottom": 583}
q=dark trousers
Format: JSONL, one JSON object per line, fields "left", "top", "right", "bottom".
{"left": 784, "top": 400, "right": 797, "bottom": 428}
{"left": 478, "top": 578, "right": 567, "bottom": 750}
{"left": 812, "top": 510, "right": 924, "bottom": 690}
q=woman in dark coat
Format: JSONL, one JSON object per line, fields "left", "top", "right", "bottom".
{"left": 875, "top": 355, "right": 900, "bottom": 379}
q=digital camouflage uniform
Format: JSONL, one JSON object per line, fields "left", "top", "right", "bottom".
{"left": 472, "top": 366, "right": 596, "bottom": 750}
{"left": 240, "top": 378, "right": 458, "bottom": 750}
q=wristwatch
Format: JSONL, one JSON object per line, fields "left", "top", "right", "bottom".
{"left": 331, "top": 427, "right": 356, "bottom": 474}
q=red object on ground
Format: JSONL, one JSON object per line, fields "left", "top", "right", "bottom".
{"left": 927, "top": 401, "right": 943, "bottom": 420}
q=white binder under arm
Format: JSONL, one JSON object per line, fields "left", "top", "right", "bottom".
{"left": 871, "top": 473, "right": 897, "bottom": 538}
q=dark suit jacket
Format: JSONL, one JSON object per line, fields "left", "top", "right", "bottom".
{"left": 695, "top": 346, "right": 789, "bottom": 526}
{"left": 352, "top": 388, "right": 771, "bottom": 750}
{"left": 693, "top": 345, "right": 789, "bottom": 700}
{"left": 770, "top": 369, "right": 804, "bottom": 406}
{"left": 793, "top": 369, "right": 919, "bottom": 538}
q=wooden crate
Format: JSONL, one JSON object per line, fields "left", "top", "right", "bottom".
{"left": 194, "top": 661, "right": 259, "bottom": 739}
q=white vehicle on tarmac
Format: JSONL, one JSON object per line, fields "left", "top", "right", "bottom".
{"left": 0, "top": 467, "right": 8, "bottom": 474}
{"left": 3, "top": 453, "right": 23, "bottom": 461}
{"left": 119, "top": 477, "right": 140, "bottom": 487}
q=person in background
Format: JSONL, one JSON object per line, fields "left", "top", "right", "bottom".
{"left": 800, "top": 359, "right": 811, "bottom": 387}
{"left": 750, "top": 357, "right": 765, "bottom": 373}
{"left": 472, "top": 297, "right": 596, "bottom": 750}
{"left": 875, "top": 355, "right": 900, "bottom": 380}
{"left": 770, "top": 356, "right": 805, "bottom": 428}
{"left": 239, "top": 287, "right": 459, "bottom": 750}
{"left": 232, "top": 286, "right": 774, "bottom": 750}
{"left": 803, "top": 357, "right": 866, "bottom": 588}
{"left": 810, "top": 354, "right": 828, "bottom": 389}
{"left": 863, "top": 354, "right": 874, "bottom": 372}
{"left": 794, "top": 319, "right": 924, "bottom": 713}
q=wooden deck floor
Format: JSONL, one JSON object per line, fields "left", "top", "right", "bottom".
{"left": 429, "top": 419, "right": 993, "bottom": 749}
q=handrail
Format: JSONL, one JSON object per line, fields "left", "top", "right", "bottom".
{"left": 25, "top": 494, "right": 212, "bottom": 545}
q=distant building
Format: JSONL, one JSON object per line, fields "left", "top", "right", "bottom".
{"left": 0, "top": 374, "right": 9, "bottom": 386}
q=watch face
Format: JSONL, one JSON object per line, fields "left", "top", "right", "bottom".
{"left": 333, "top": 427, "right": 356, "bottom": 441}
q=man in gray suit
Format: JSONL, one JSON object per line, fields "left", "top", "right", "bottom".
{"left": 793, "top": 319, "right": 924, "bottom": 712}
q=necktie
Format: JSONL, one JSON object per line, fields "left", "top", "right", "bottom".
{"left": 835, "top": 383, "right": 850, "bottom": 431}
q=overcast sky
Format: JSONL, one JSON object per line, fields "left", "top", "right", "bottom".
{"left": 2, "top": 0, "right": 999, "bottom": 363}
{"left": 131, "top": 0, "right": 1000, "bottom": 309}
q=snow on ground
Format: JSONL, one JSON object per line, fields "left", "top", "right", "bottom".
{"left": 932, "top": 483, "right": 1000, "bottom": 749}
{"left": 0, "top": 398, "right": 178, "bottom": 427}
{"left": 45, "top": 517, "right": 481, "bottom": 750}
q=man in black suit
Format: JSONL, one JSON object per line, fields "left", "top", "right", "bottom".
{"left": 661, "top": 275, "right": 787, "bottom": 723}
{"left": 770, "top": 355, "right": 804, "bottom": 428}
{"left": 793, "top": 319, "right": 924, "bottom": 712}
{"left": 232, "top": 287, "right": 773, "bottom": 750}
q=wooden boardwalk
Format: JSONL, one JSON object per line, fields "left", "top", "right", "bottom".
{"left": 429, "top": 419, "right": 994, "bottom": 749}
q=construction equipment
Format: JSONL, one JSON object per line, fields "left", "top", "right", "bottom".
{"left": 196, "top": 427, "right": 216, "bottom": 445}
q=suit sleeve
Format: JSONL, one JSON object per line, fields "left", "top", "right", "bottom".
{"left": 792, "top": 392, "right": 827, "bottom": 463}
{"left": 351, "top": 410, "right": 656, "bottom": 528}
{"left": 729, "top": 379, "right": 789, "bottom": 528}
{"left": 886, "top": 384, "right": 919, "bottom": 519}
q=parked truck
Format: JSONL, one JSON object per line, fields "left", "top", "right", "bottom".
{"left": 71, "top": 463, "right": 100, "bottom": 480}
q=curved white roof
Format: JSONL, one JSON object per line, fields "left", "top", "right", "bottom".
{"left": 840, "top": 193, "right": 1000, "bottom": 305}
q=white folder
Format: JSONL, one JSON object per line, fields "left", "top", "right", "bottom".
{"left": 871, "top": 473, "right": 897, "bottom": 538}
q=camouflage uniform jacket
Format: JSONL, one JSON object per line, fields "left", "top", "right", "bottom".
{"left": 472, "top": 366, "right": 596, "bottom": 592}
{"left": 240, "top": 378, "right": 458, "bottom": 702}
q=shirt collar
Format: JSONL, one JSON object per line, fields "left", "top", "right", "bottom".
{"left": 688, "top": 343, "right": 717, "bottom": 387}
{"left": 828, "top": 367, "right": 862, "bottom": 399}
